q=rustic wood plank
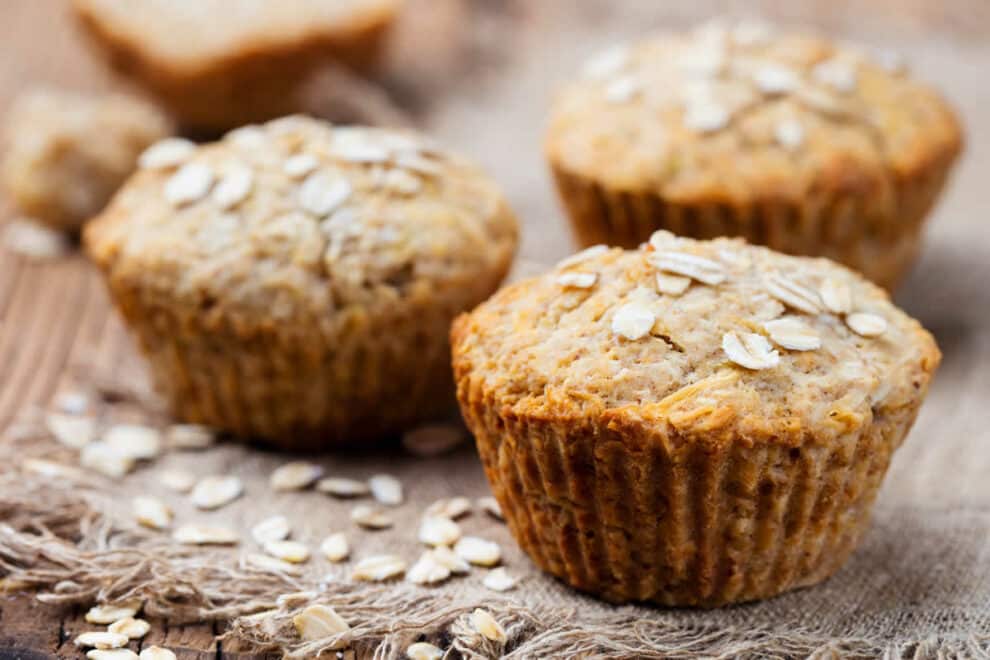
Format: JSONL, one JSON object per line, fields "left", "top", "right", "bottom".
{"left": 0, "top": 596, "right": 71, "bottom": 659}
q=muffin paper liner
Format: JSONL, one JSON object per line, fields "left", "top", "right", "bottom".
{"left": 456, "top": 371, "right": 927, "bottom": 606}
{"left": 551, "top": 153, "right": 957, "bottom": 289}
{"left": 106, "top": 290, "right": 461, "bottom": 450}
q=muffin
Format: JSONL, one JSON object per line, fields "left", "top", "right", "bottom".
{"left": 72, "top": 0, "right": 401, "bottom": 131}
{"left": 1, "top": 88, "right": 171, "bottom": 233}
{"left": 85, "top": 116, "right": 518, "bottom": 449}
{"left": 452, "top": 231, "right": 939, "bottom": 606}
{"left": 546, "top": 19, "right": 963, "bottom": 289}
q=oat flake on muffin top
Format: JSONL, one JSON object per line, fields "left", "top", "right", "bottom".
{"left": 454, "top": 231, "right": 939, "bottom": 443}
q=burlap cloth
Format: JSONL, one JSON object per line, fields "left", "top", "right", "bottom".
{"left": 1, "top": 1, "right": 990, "bottom": 658}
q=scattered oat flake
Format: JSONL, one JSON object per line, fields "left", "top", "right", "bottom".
{"left": 283, "top": 154, "right": 320, "bottom": 179}
{"left": 317, "top": 477, "right": 370, "bottom": 497}
{"left": 251, "top": 515, "right": 291, "bottom": 544}
{"left": 477, "top": 496, "right": 504, "bottom": 520}
{"left": 88, "top": 650, "right": 140, "bottom": 660}
{"left": 557, "top": 244, "right": 608, "bottom": 270}
{"left": 104, "top": 424, "right": 162, "bottom": 460}
{"left": 45, "top": 413, "right": 95, "bottom": 449}
{"left": 847, "top": 312, "right": 888, "bottom": 338}
{"left": 764, "top": 317, "right": 821, "bottom": 351}
{"left": 556, "top": 271, "right": 598, "bottom": 289}
{"left": 454, "top": 536, "right": 501, "bottom": 567}
{"left": 775, "top": 119, "right": 805, "bottom": 150}
{"left": 244, "top": 553, "right": 303, "bottom": 576}
{"left": 85, "top": 601, "right": 142, "bottom": 625}
{"left": 813, "top": 58, "right": 858, "bottom": 93}
{"left": 611, "top": 302, "right": 655, "bottom": 341}
{"left": 430, "top": 545, "right": 471, "bottom": 574}
{"left": 299, "top": 172, "right": 352, "bottom": 217}
{"left": 140, "top": 647, "right": 177, "bottom": 660}
{"left": 651, "top": 250, "right": 727, "bottom": 285}
{"left": 395, "top": 153, "right": 443, "bottom": 177}
{"left": 332, "top": 141, "right": 390, "bottom": 164}
{"left": 165, "top": 424, "right": 215, "bottom": 450}
{"left": 418, "top": 516, "right": 463, "bottom": 547}
{"left": 55, "top": 391, "right": 89, "bottom": 415}
{"left": 722, "top": 331, "right": 780, "bottom": 370}
{"left": 369, "top": 473, "right": 403, "bottom": 506}
{"left": 139, "top": 138, "right": 196, "bottom": 170}
{"left": 191, "top": 475, "right": 243, "bottom": 509}
{"left": 874, "top": 48, "right": 906, "bottom": 74}
{"left": 173, "top": 524, "right": 238, "bottom": 545}
{"left": 294, "top": 604, "right": 350, "bottom": 644}
{"left": 159, "top": 469, "right": 196, "bottom": 493}
{"left": 656, "top": 272, "right": 691, "bottom": 296}
{"left": 212, "top": 165, "right": 254, "bottom": 210}
{"left": 425, "top": 496, "right": 472, "bottom": 520}
{"left": 401, "top": 424, "right": 465, "bottom": 457}
{"left": 227, "top": 125, "right": 269, "bottom": 149}
{"left": 23, "top": 458, "right": 87, "bottom": 481}
{"left": 732, "top": 18, "right": 775, "bottom": 46}
{"left": 2, "top": 219, "right": 68, "bottom": 259}
{"left": 75, "top": 631, "right": 128, "bottom": 649}
{"left": 483, "top": 567, "right": 518, "bottom": 592}
{"left": 765, "top": 274, "right": 822, "bottom": 314}
{"left": 276, "top": 591, "right": 318, "bottom": 608}
{"left": 351, "top": 504, "right": 393, "bottom": 529}
{"left": 352, "top": 554, "right": 407, "bottom": 581}
{"left": 133, "top": 496, "right": 172, "bottom": 530}
{"left": 407, "top": 551, "right": 451, "bottom": 585}
{"left": 471, "top": 608, "right": 507, "bottom": 643}
{"left": 80, "top": 442, "right": 136, "bottom": 479}
{"left": 583, "top": 45, "right": 629, "bottom": 79}
{"left": 406, "top": 641, "right": 444, "bottom": 660}
{"left": 270, "top": 461, "right": 323, "bottom": 491}
{"left": 108, "top": 617, "right": 151, "bottom": 640}
{"left": 320, "top": 533, "right": 350, "bottom": 562}
{"left": 819, "top": 278, "right": 853, "bottom": 315}
{"left": 164, "top": 162, "right": 214, "bottom": 206}
{"left": 384, "top": 168, "right": 423, "bottom": 195}
{"left": 264, "top": 540, "right": 311, "bottom": 563}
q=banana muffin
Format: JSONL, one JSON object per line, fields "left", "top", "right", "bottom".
{"left": 452, "top": 231, "right": 939, "bottom": 606}
{"left": 86, "top": 116, "right": 518, "bottom": 449}
{"left": 1, "top": 88, "right": 171, "bottom": 232}
{"left": 546, "top": 19, "right": 963, "bottom": 289}
{"left": 72, "top": 0, "right": 401, "bottom": 130}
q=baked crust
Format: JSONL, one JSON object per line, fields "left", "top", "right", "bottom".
{"left": 452, "top": 234, "right": 939, "bottom": 605}
{"left": 86, "top": 116, "right": 518, "bottom": 448}
{"left": 545, "top": 20, "right": 963, "bottom": 288}
{"left": 72, "top": 0, "right": 401, "bottom": 130}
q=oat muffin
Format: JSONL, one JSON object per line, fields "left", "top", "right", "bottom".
{"left": 1, "top": 88, "right": 171, "bottom": 232}
{"left": 85, "top": 116, "right": 518, "bottom": 449}
{"left": 546, "top": 19, "right": 963, "bottom": 289}
{"left": 72, "top": 0, "right": 401, "bottom": 130}
{"left": 452, "top": 231, "right": 939, "bottom": 606}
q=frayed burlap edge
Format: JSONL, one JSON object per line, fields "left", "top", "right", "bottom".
{"left": 1, "top": 468, "right": 987, "bottom": 659}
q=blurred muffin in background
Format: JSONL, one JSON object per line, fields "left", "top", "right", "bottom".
{"left": 546, "top": 19, "right": 963, "bottom": 289}
{"left": 1, "top": 88, "right": 171, "bottom": 233}
{"left": 72, "top": 0, "right": 402, "bottom": 131}
{"left": 85, "top": 116, "right": 518, "bottom": 450}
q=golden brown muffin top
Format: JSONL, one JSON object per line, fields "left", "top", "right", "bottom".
{"left": 85, "top": 116, "right": 518, "bottom": 323}
{"left": 546, "top": 19, "right": 962, "bottom": 204}
{"left": 452, "top": 232, "right": 940, "bottom": 444}
{"left": 72, "top": 0, "right": 399, "bottom": 75}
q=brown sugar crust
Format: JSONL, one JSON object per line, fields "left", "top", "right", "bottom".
{"left": 452, "top": 233, "right": 939, "bottom": 606}
{"left": 72, "top": 0, "right": 400, "bottom": 130}
{"left": 545, "top": 20, "right": 963, "bottom": 289}
{"left": 86, "top": 116, "right": 518, "bottom": 449}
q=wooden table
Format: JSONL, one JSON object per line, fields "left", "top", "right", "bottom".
{"left": 2, "top": 0, "right": 987, "bottom": 657}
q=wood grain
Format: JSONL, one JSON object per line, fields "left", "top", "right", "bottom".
{"left": 1, "top": 0, "right": 988, "bottom": 658}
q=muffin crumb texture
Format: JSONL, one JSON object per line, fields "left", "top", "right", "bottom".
{"left": 1, "top": 88, "right": 171, "bottom": 232}
{"left": 86, "top": 116, "right": 518, "bottom": 448}
{"left": 547, "top": 19, "right": 963, "bottom": 288}
{"left": 452, "top": 232, "right": 939, "bottom": 606}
